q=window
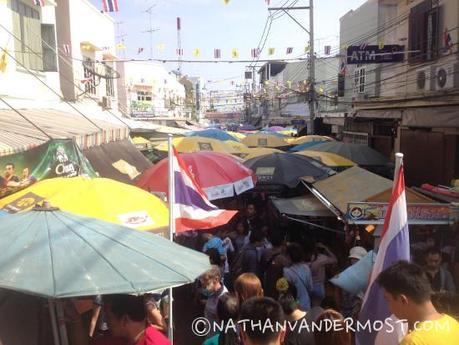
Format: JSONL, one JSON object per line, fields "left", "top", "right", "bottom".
{"left": 11, "top": 0, "right": 43, "bottom": 71}
{"left": 137, "top": 91, "right": 152, "bottom": 101}
{"left": 354, "top": 66, "right": 366, "bottom": 94}
{"left": 104, "top": 63, "right": 115, "bottom": 97}
{"left": 82, "top": 58, "right": 96, "bottom": 95}
{"left": 41, "top": 24, "right": 57, "bottom": 72}
{"left": 408, "top": 0, "right": 439, "bottom": 62}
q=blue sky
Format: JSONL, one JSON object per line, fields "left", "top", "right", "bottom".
{"left": 90, "top": 0, "right": 367, "bottom": 89}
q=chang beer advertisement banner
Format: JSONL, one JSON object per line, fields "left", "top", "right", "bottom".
{"left": 0, "top": 139, "right": 97, "bottom": 199}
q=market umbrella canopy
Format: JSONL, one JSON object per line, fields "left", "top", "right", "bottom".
{"left": 226, "top": 131, "right": 246, "bottom": 140}
{"left": 243, "top": 153, "right": 335, "bottom": 188}
{"left": 308, "top": 142, "right": 390, "bottom": 166}
{"left": 242, "top": 133, "right": 289, "bottom": 148}
{"left": 242, "top": 147, "right": 283, "bottom": 161}
{"left": 240, "top": 124, "right": 258, "bottom": 131}
{"left": 290, "top": 140, "right": 336, "bottom": 152}
{"left": 187, "top": 129, "right": 240, "bottom": 142}
{"left": 138, "top": 151, "right": 257, "bottom": 201}
{"left": 0, "top": 209, "right": 210, "bottom": 298}
{"left": 155, "top": 136, "right": 235, "bottom": 154}
{"left": 287, "top": 135, "right": 333, "bottom": 146}
{"left": 0, "top": 177, "right": 169, "bottom": 233}
{"left": 294, "top": 150, "right": 356, "bottom": 167}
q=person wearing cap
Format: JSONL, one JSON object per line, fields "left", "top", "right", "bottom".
{"left": 341, "top": 246, "right": 368, "bottom": 320}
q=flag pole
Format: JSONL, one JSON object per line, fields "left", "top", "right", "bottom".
{"left": 393, "top": 152, "right": 403, "bottom": 189}
{"left": 167, "top": 134, "right": 175, "bottom": 342}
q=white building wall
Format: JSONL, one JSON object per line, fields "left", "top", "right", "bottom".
{"left": 121, "top": 61, "right": 186, "bottom": 118}
{"left": 0, "top": 1, "right": 60, "bottom": 104}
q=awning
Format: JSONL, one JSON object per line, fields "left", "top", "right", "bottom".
{"left": 402, "top": 106, "right": 459, "bottom": 128}
{"left": 354, "top": 109, "right": 402, "bottom": 119}
{"left": 83, "top": 139, "right": 152, "bottom": 184}
{"left": 271, "top": 195, "right": 334, "bottom": 217}
{"left": 0, "top": 108, "right": 128, "bottom": 156}
{"left": 307, "top": 166, "right": 394, "bottom": 215}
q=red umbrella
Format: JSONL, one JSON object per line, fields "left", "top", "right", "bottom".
{"left": 137, "top": 152, "right": 257, "bottom": 201}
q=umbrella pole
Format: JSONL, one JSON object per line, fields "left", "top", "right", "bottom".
{"left": 48, "top": 299, "right": 61, "bottom": 345}
{"left": 167, "top": 135, "right": 176, "bottom": 342}
{"left": 56, "top": 300, "right": 69, "bottom": 345}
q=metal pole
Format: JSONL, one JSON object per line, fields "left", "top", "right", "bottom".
{"left": 48, "top": 299, "right": 61, "bottom": 345}
{"left": 167, "top": 134, "right": 175, "bottom": 342}
{"left": 308, "top": 0, "right": 315, "bottom": 134}
{"left": 56, "top": 300, "right": 69, "bottom": 345}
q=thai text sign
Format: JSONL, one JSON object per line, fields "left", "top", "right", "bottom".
{"left": 346, "top": 202, "right": 451, "bottom": 225}
{"left": 346, "top": 45, "right": 405, "bottom": 64}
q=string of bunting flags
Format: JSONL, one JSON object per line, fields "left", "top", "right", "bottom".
{"left": 120, "top": 45, "right": 315, "bottom": 58}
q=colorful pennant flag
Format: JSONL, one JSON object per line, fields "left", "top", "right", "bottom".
{"left": 223, "top": 0, "right": 231, "bottom": 4}
{"left": 378, "top": 40, "right": 385, "bottom": 50}
{"left": 176, "top": 48, "right": 184, "bottom": 56}
{"left": 357, "top": 158, "right": 410, "bottom": 345}
{"left": 102, "top": 0, "right": 119, "bottom": 12}
{"left": 304, "top": 46, "right": 310, "bottom": 53}
{"left": 156, "top": 43, "right": 166, "bottom": 52}
{"left": 137, "top": 47, "right": 144, "bottom": 55}
{"left": 0, "top": 48, "right": 7, "bottom": 73}
{"left": 231, "top": 48, "right": 239, "bottom": 58}
{"left": 192, "top": 48, "right": 201, "bottom": 57}
{"left": 444, "top": 28, "right": 453, "bottom": 53}
{"left": 251, "top": 48, "right": 260, "bottom": 58}
{"left": 116, "top": 42, "right": 126, "bottom": 50}
{"left": 268, "top": 47, "right": 275, "bottom": 55}
{"left": 33, "top": 0, "right": 45, "bottom": 6}
{"left": 286, "top": 80, "right": 292, "bottom": 89}
{"left": 62, "top": 44, "right": 71, "bottom": 56}
{"left": 171, "top": 147, "right": 237, "bottom": 232}
{"left": 324, "top": 45, "right": 331, "bottom": 55}
{"left": 214, "top": 48, "right": 221, "bottom": 59}
{"left": 265, "top": 0, "right": 271, "bottom": 5}
{"left": 340, "top": 60, "right": 346, "bottom": 76}
{"left": 286, "top": 47, "right": 293, "bottom": 55}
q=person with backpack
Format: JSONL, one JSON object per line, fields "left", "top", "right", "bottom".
{"left": 240, "top": 228, "right": 266, "bottom": 281}
{"left": 283, "top": 243, "right": 313, "bottom": 311}
{"left": 261, "top": 230, "right": 290, "bottom": 300}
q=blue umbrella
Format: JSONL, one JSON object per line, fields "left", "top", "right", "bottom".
{"left": 0, "top": 208, "right": 210, "bottom": 298}
{"left": 187, "top": 129, "right": 240, "bottom": 142}
{"left": 289, "top": 141, "right": 325, "bottom": 151}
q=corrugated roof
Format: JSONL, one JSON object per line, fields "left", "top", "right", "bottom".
{"left": 311, "top": 166, "right": 392, "bottom": 214}
{"left": 0, "top": 108, "right": 127, "bottom": 156}
{"left": 271, "top": 195, "right": 333, "bottom": 217}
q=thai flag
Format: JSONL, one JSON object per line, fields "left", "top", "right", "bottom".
{"left": 251, "top": 48, "right": 260, "bottom": 58}
{"left": 286, "top": 47, "right": 293, "bottom": 55}
{"left": 171, "top": 147, "right": 237, "bottom": 232}
{"left": 356, "top": 157, "right": 410, "bottom": 345}
{"left": 102, "top": 0, "right": 119, "bottom": 12}
{"left": 214, "top": 49, "right": 221, "bottom": 59}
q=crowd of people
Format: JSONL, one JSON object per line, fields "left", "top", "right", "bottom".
{"left": 64, "top": 202, "right": 459, "bottom": 345}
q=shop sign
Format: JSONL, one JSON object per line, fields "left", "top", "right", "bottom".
{"left": 346, "top": 202, "right": 451, "bottom": 225}
{"left": 346, "top": 45, "right": 405, "bottom": 64}
{"left": 0, "top": 139, "right": 97, "bottom": 200}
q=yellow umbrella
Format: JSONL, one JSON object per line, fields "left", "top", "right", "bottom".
{"left": 288, "top": 135, "right": 333, "bottom": 145}
{"left": 242, "top": 147, "right": 283, "bottom": 161}
{"left": 132, "top": 136, "right": 151, "bottom": 145}
{"left": 294, "top": 150, "right": 355, "bottom": 167}
{"left": 279, "top": 129, "right": 297, "bottom": 136}
{"left": 226, "top": 131, "right": 246, "bottom": 140}
{"left": 242, "top": 134, "right": 288, "bottom": 148}
{"left": 155, "top": 137, "right": 239, "bottom": 154}
{"left": 223, "top": 140, "right": 251, "bottom": 156}
{"left": 0, "top": 177, "right": 169, "bottom": 233}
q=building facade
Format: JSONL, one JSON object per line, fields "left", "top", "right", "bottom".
{"left": 117, "top": 61, "right": 185, "bottom": 119}
{"left": 339, "top": 0, "right": 459, "bottom": 186}
{"left": 0, "top": 0, "right": 60, "bottom": 105}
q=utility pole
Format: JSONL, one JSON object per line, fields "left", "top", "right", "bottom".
{"left": 309, "top": 0, "right": 315, "bottom": 134}
{"left": 268, "top": 1, "right": 315, "bottom": 133}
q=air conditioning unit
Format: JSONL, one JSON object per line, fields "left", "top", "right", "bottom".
{"left": 101, "top": 96, "right": 112, "bottom": 109}
{"left": 433, "top": 63, "right": 459, "bottom": 91}
{"left": 416, "top": 67, "right": 433, "bottom": 92}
